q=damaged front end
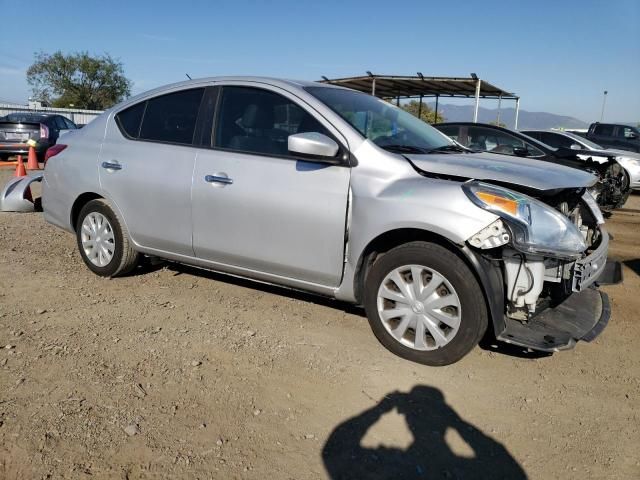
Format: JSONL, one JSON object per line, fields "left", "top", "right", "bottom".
{"left": 464, "top": 182, "right": 612, "bottom": 352}
{"left": 578, "top": 154, "right": 631, "bottom": 212}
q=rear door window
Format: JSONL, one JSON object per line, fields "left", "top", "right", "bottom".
{"left": 593, "top": 124, "right": 614, "bottom": 136}
{"left": 540, "top": 132, "right": 573, "bottom": 148}
{"left": 523, "top": 131, "right": 542, "bottom": 141}
{"left": 467, "top": 126, "right": 544, "bottom": 156}
{"left": 139, "top": 88, "right": 205, "bottom": 145}
{"left": 436, "top": 125, "right": 460, "bottom": 142}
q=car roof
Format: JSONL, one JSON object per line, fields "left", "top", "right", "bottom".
{"left": 116, "top": 76, "right": 350, "bottom": 109}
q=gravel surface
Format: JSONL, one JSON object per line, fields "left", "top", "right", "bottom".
{"left": 0, "top": 167, "right": 639, "bottom": 479}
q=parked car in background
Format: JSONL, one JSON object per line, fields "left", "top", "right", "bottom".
{"left": 434, "top": 122, "right": 630, "bottom": 211}
{"left": 0, "top": 113, "right": 78, "bottom": 161}
{"left": 586, "top": 123, "right": 640, "bottom": 153}
{"left": 42, "top": 77, "right": 611, "bottom": 366}
{"left": 524, "top": 129, "right": 640, "bottom": 191}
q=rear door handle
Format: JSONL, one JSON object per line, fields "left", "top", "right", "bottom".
{"left": 205, "top": 174, "right": 233, "bottom": 185}
{"left": 101, "top": 161, "right": 122, "bottom": 171}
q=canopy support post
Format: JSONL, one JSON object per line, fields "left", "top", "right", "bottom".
{"left": 496, "top": 95, "right": 502, "bottom": 125}
{"left": 418, "top": 94, "right": 423, "bottom": 119}
{"left": 473, "top": 78, "right": 481, "bottom": 122}
{"left": 371, "top": 77, "right": 376, "bottom": 96}
{"left": 434, "top": 94, "right": 439, "bottom": 124}
{"left": 514, "top": 97, "right": 520, "bottom": 130}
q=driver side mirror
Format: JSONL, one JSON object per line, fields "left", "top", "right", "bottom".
{"left": 512, "top": 146, "right": 529, "bottom": 157}
{"left": 628, "top": 132, "right": 638, "bottom": 140}
{"left": 288, "top": 132, "right": 341, "bottom": 162}
{"left": 570, "top": 143, "right": 582, "bottom": 150}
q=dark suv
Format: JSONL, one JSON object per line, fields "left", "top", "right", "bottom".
{"left": 586, "top": 123, "right": 640, "bottom": 153}
{"left": 0, "top": 113, "right": 78, "bottom": 161}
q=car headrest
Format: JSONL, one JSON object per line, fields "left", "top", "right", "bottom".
{"left": 242, "top": 104, "right": 273, "bottom": 129}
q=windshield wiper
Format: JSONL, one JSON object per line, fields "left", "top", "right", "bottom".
{"left": 380, "top": 144, "right": 430, "bottom": 154}
{"left": 424, "top": 144, "right": 468, "bottom": 154}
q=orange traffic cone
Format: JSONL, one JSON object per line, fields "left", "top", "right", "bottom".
{"left": 14, "top": 155, "right": 32, "bottom": 202}
{"left": 26, "top": 146, "right": 39, "bottom": 170}
{"left": 14, "top": 155, "right": 27, "bottom": 177}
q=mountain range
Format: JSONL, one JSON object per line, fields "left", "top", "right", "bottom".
{"left": 428, "top": 103, "right": 589, "bottom": 130}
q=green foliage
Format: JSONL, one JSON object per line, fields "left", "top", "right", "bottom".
{"left": 27, "top": 51, "right": 131, "bottom": 110}
{"left": 489, "top": 120, "right": 507, "bottom": 127}
{"left": 399, "top": 100, "right": 445, "bottom": 124}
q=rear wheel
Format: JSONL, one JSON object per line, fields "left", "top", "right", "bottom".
{"left": 76, "top": 199, "right": 139, "bottom": 277}
{"left": 363, "top": 242, "right": 488, "bottom": 366}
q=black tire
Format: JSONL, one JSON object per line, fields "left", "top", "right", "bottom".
{"left": 75, "top": 199, "right": 139, "bottom": 277}
{"left": 363, "top": 241, "right": 488, "bottom": 366}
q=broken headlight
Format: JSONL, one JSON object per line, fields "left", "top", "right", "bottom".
{"left": 463, "top": 182, "right": 587, "bottom": 259}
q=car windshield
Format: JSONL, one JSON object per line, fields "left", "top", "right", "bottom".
{"left": 563, "top": 131, "right": 602, "bottom": 150}
{"left": 305, "top": 86, "right": 455, "bottom": 154}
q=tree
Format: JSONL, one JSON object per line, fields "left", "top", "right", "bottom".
{"left": 27, "top": 51, "right": 131, "bottom": 110}
{"left": 400, "top": 100, "right": 445, "bottom": 124}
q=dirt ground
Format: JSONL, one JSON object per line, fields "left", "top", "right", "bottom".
{"left": 0, "top": 166, "right": 639, "bottom": 480}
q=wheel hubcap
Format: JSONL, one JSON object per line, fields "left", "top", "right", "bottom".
{"left": 376, "top": 264, "right": 461, "bottom": 351}
{"left": 81, "top": 212, "right": 115, "bottom": 267}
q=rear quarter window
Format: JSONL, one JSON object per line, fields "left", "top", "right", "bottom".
{"left": 63, "top": 117, "right": 77, "bottom": 129}
{"left": 115, "top": 102, "right": 146, "bottom": 139}
{"left": 54, "top": 116, "right": 67, "bottom": 130}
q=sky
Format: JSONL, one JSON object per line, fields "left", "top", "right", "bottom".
{"left": 1, "top": 0, "right": 638, "bottom": 123}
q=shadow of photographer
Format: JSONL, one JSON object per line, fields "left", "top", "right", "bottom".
{"left": 322, "top": 385, "right": 527, "bottom": 480}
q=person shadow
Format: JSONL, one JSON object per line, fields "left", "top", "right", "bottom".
{"left": 322, "top": 386, "right": 527, "bottom": 480}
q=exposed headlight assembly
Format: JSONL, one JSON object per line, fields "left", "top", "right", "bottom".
{"left": 463, "top": 182, "right": 587, "bottom": 259}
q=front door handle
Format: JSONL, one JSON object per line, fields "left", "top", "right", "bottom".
{"left": 205, "top": 174, "right": 233, "bottom": 185}
{"left": 101, "top": 161, "right": 122, "bottom": 171}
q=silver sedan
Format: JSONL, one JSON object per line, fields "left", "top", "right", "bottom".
{"left": 42, "top": 77, "right": 610, "bottom": 366}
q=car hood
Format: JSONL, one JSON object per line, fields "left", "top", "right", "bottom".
{"left": 405, "top": 152, "right": 597, "bottom": 191}
{"left": 605, "top": 149, "right": 640, "bottom": 160}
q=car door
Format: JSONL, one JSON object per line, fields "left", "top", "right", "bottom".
{"left": 191, "top": 84, "right": 351, "bottom": 287}
{"left": 98, "top": 87, "right": 205, "bottom": 255}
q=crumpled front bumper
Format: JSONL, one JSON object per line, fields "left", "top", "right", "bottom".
{"left": 497, "top": 230, "right": 611, "bottom": 352}
{"left": 498, "top": 288, "right": 611, "bottom": 352}
{"left": 572, "top": 229, "right": 609, "bottom": 292}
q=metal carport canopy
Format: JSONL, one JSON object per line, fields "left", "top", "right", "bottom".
{"left": 318, "top": 74, "right": 521, "bottom": 128}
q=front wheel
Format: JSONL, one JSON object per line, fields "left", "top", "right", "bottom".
{"left": 76, "top": 199, "right": 140, "bottom": 277}
{"left": 363, "top": 242, "right": 488, "bottom": 366}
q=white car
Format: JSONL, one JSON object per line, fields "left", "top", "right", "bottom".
{"left": 523, "top": 130, "right": 640, "bottom": 190}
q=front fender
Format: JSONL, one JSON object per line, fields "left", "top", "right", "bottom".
{"left": 335, "top": 174, "right": 499, "bottom": 303}
{"left": 459, "top": 245, "right": 505, "bottom": 338}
